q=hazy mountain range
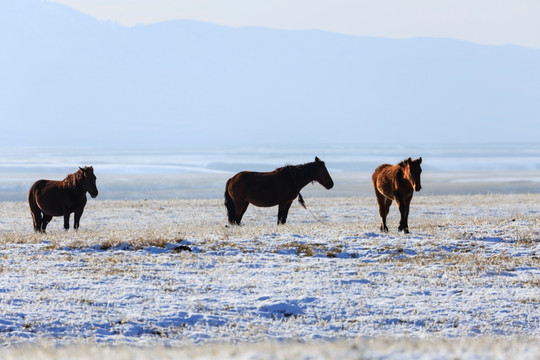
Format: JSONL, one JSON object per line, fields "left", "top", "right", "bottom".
{"left": 2, "top": 0, "right": 539, "bottom": 149}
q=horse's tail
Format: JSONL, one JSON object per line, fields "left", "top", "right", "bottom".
{"left": 27, "top": 181, "right": 42, "bottom": 231}
{"left": 298, "top": 192, "right": 306, "bottom": 209}
{"left": 224, "top": 178, "right": 236, "bottom": 225}
{"left": 27, "top": 181, "right": 41, "bottom": 212}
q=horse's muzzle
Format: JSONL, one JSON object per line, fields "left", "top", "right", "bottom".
{"left": 90, "top": 190, "right": 99, "bottom": 198}
{"left": 415, "top": 185, "right": 422, "bottom": 192}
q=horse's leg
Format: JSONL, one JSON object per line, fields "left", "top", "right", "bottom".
{"left": 74, "top": 210, "right": 84, "bottom": 230}
{"left": 63, "top": 212, "right": 71, "bottom": 230}
{"left": 277, "top": 201, "right": 293, "bottom": 225}
{"left": 395, "top": 195, "right": 409, "bottom": 233}
{"left": 235, "top": 201, "right": 249, "bottom": 225}
{"left": 383, "top": 198, "right": 392, "bottom": 231}
{"left": 41, "top": 214, "right": 53, "bottom": 233}
{"left": 33, "top": 212, "right": 42, "bottom": 232}
{"left": 375, "top": 190, "right": 390, "bottom": 232}
{"left": 401, "top": 195, "right": 413, "bottom": 234}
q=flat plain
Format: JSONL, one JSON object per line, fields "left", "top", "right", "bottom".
{"left": 0, "top": 194, "right": 539, "bottom": 359}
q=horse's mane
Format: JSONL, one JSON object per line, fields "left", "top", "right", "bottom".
{"left": 275, "top": 164, "right": 301, "bottom": 172}
{"left": 277, "top": 161, "right": 318, "bottom": 187}
{"left": 63, "top": 169, "right": 84, "bottom": 190}
{"left": 397, "top": 158, "right": 411, "bottom": 167}
{"left": 276, "top": 161, "right": 316, "bottom": 175}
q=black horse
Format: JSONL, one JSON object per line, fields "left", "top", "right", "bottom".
{"left": 224, "top": 157, "right": 334, "bottom": 225}
{"left": 28, "top": 166, "right": 98, "bottom": 232}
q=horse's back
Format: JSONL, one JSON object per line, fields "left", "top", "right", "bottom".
{"left": 227, "top": 170, "right": 283, "bottom": 207}
{"left": 29, "top": 179, "right": 63, "bottom": 195}
{"left": 227, "top": 171, "right": 250, "bottom": 190}
{"left": 229, "top": 170, "right": 276, "bottom": 188}
{"left": 227, "top": 171, "right": 254, "bottom": 196}
{"left": 229, "top": 170, "right": 255, "bottom": 181}
{"left": 372, "top": 164, "right": 392, "bottom": 181}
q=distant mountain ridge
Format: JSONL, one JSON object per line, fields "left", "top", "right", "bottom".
{"left": 2, "top": 0, "right": 539, "bottom": 148}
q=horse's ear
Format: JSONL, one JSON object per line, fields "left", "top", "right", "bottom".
{"left": 315, "top": 156, "right": 321, "bottom": 163}
{"left": 418, "top": 157, "right": 422, "bottom": 164}
{"left": 407, "top": 157, "right": 412, "bottom": 164}
{"left": 79, "top": 167, "right": 85, "bottom": 172}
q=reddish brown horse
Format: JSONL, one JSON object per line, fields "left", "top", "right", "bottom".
{"left": 28, "top": 166, "right": 98, "bottom": 233}
{"left": 225, "top": 157, "right": 334, "bottom": 225}
{"left": 372, "top": 157, "right": 422, "bottom": 234}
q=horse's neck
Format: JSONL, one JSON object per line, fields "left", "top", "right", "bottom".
{"left": 287, "top": 163, "right": 315, "bottom": 190}
{"left": 63, "top": 178, "right": 85, "bottom": 194}
{"left": 394, "top": 165, "right": 404, "bottom": 179}
{"left": 396, "top": 166, "right": 413, "bottom": 190}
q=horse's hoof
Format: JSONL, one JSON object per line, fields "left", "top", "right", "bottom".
{"left": 399, "top": 227, "right": 409, "bottom": 234}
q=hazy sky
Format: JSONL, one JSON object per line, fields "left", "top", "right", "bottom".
{"left": 48, "top": 0, "right": 540, "bottom": 49}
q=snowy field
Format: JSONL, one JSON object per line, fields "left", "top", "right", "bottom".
{"left": 0, "top": 193, "right": 539, "bottom": 359}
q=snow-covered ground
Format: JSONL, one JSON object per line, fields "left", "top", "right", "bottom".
{"left": 0, "top": 194, "right": 539, "bottom": 358}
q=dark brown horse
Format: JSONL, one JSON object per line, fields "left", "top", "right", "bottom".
{"left": 28, "top": 166, "right": 98, "bottom": 233}
{"left": 372, "top": 157, "right": 422, "bottom": 234}
{"left": 224, "top": 157, "right": 334, "bottom": 225}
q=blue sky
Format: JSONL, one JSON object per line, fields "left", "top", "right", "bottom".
{"left": 48, "top": 0, "right": 540, "bottom": 49}
{"left": 2, "top": 0, "right": 538, "bottom": 149}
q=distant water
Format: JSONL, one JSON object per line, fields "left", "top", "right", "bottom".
{"left": 1, "top": 144, "right": 539, "bottom": 201}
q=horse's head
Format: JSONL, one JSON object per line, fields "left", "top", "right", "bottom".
{"left": 403, "top": 157, "right": 422, "bottom": 192}
{"left": 79, "top": 166, "right": 99, "bottom": 198}
{"left": 314, "top": 157, "right": 334, "bottom": 189}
